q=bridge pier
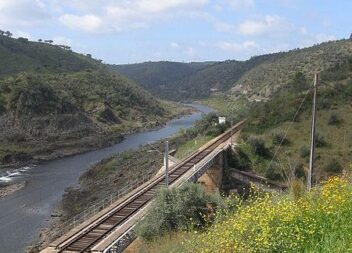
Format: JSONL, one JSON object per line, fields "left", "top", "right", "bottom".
{"left": 197, "top": 150, "right": 225, "bottom": 193}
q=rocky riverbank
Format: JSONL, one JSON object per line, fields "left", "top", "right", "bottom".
{"left": 0, "top": 181, "right": 26, "bottom": 198}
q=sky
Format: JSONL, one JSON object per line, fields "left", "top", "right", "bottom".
{"left": 0, "top": 0, "right": 351, "bottom": 64}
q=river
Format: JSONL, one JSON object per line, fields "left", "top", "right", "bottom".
{"left": 0, "top": 104, "right": 213, "bottom": 253}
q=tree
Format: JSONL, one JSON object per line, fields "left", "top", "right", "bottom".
{"left": 292, "top": 71, "right": 309, "bottom": 91}
{"left": 350, "top": 33, "right": 352, "bottom": 40}
{"left": 18, "top": 37, "right": 28, "bottom": 43}
{"left": 38, "top": 39, "right": 42, "bottom": 42}
{"left": 5, "top": 31, "right": 12, "bottom": 37}
{"left": 44, "top": 40, "right": 53, "bottom": 44}
{"left": 0, "top": 30, "right": 4, "bottom": 36}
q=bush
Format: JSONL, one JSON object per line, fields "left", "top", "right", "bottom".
{"left": 135, "top": 183, "right": 224, "bottom": 240}
{"left": 228, "top": 148, "right": 251, "bottom": 171}
{"left": 316, "top": 133, "right": 327, "bottom": 147}
{"left": 325, "top": 158, "right": 343, "bottom": 173}
{"left": 300, "top": 145, "right": 310, "bottom": 158}
{"left": 272, "top": 132, "right": 290, "bottom": 145}
{"left": 265, "top": 163, "right": 283, "bottom": 181}
{"left": 328, "top": 112, "right": 341, "bottom": 125}
{"left": 248, "top": 136, "right": 269, "bottom": 157}
{"left": 294, "top": 163, "right": 306, "bottom": 179}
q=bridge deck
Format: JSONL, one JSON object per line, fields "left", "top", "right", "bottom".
{"left": 41, "top": 122, "right": 244, "bottom": 253}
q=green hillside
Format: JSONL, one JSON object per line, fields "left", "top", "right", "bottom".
{"left": 112, "top": 39, "right": 352, "bottom": 102}
{"left": 232, "top": 39, "right": 352, "bottom": 101}
{"left": 205, "top": 55, "right": 352, "bottom": 183}
{"left": 0, "top": 35, "right": 101, "bottom": 75}
{"left": 109, "top": 61, "right": 214, "bottom": 100}
{"left": 0, "top": 35, "right": 184, "bottom": 167}
{"left": 111, "top": 59, "right": 272, "bottom": 101}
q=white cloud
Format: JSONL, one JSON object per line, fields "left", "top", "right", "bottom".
{"left": 185, "top": 47, "right": 195, "bottom": 55}
{"left": 226, "top": 0, "right": 254, "bottom": 9}
{"left": 53, "top": 36, "right": 72, "bottom": 46}
{"left": 59, "top": 14, "right": 104, "bottom": 33}
{"left": 298, "top": 27, "right": 336, "bottom": 47}
{"left": 217, "top": 40, "right": 258, "bottom": 52}
{"left": 12, "top": 30, "right": 31, "bottom": 39}
{"left": 58, "top": 0, "right": 209, "bottom": 33}
{"left": 0, "top": 0, "right": 50, "bottom": 27}
{"left": 170, "top": 42, "right": 180, "bottom": 49}
{"left": 238, "top": 15, "right": 291, "bottom": 36}
{"left": 214, "top": 21, "right": 235, "bottom": 33}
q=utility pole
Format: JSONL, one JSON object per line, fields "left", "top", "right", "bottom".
{"left": 164, "top": 141, "right": 169, "bottom": 187}
{"left": 308, "top": 73, "right": 319, "bottom": 190}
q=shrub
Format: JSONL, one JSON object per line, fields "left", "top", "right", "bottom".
{"left": 315, "top": 133, "right": 327, "bottom": 147}
{"left": 248, "top": 136, "right": 269, "bottom": 157}
{"left": 228, "top": 148, "right": 251, "bottom": 171}
{"left": 315, "top": 133, "right": 328, "bottom": 148}
{"left": 272, "top": 132, "right": 290, "bottom": 145}
{"left": 300, "top": 145, "right": 310, "bottom": 158}
{"left": 328, "top": 112, "right": 341, "bottom": 125}
{"left": 135, "top": 183, "right": 224, "bottom": 240}
{"left": 265, "top": 163, "right": 283, "bottom": 181}
{"left": 325, "top": 158, "right": 343, "bottom": 173}
{"left": 294, "top": 163, "right": 306, "bottom": 179}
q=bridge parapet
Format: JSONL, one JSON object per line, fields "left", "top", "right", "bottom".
{"left": 230, "top": 168, "right": 287, "bottom": 192}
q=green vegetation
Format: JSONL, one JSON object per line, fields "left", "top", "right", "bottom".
{"left": 112, "top": 40, "right": 352, "bottom": 102}
{"left": 202, "top": 54, "right": 352, "bottom": 182}
{"left": 135, "top": 183, "right": 223, "bottom": 241}
{"left": 0, "top": 35, "right": 100, "bottom": 76}
{"left": 0, "top": 35, "right": 186, "bottom": 167}
{"left": 135, "top": 177, "right": 352, "bottom": 253}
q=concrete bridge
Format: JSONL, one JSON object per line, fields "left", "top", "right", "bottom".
{"left": 41, "top": 121, "right": 283, "bottom": 253}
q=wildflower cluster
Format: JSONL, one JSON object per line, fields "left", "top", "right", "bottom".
{"left": 182, "top": 176, "right": 352, "bottom": 253}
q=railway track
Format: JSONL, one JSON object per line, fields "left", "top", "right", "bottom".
{"left": 56, "top": 121, "right": 244, "bottom": 253}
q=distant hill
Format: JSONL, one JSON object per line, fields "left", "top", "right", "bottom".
{"left": 109, "top": 61, "right": 214, "bottom": 100}
{"left": 112, "top": 39, "right": 352, "bottom": 102}
{"left": 0, "top": 35, "right": 183, "bottom": 167}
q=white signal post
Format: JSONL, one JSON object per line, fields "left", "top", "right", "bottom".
{"left": 164, "top": 141, "right": 169, "bottom": 187}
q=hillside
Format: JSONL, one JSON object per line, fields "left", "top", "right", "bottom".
{"left": 112, "top": 39, "right": 352, "bottom": 102}
{"left": 204, "top": 55, "right": 352, "bottom": 184}
{"left": 0, "top": 35, "right": 101, "bottom": 75}
{"left": 110, "top": 59, "right": 271, "bottom": 101}
{"left": 0, "top": 35, "right": 185, "bottom": 167}
{"left": 109, "top": 61, "right": 214, "bottom": 100}
{"left": 233, "top": 39, "right": 352, "bottom": 101}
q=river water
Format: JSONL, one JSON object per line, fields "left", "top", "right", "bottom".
{"left": 0, "top": 104, "right": 213, "bottom": 253}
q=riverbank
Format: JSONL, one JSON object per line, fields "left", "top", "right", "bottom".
{"left": 0, "top": 181, "right": 26, "bottom": 198}
{"left": 0, "top": 104, "right": 194, "bottom": 171}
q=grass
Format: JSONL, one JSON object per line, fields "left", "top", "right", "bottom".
{"left": 259, "top": 103, "right": 352, "bottom": 180}
{"left": 136, "top": 176, "right": 352, "bottom": 253}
